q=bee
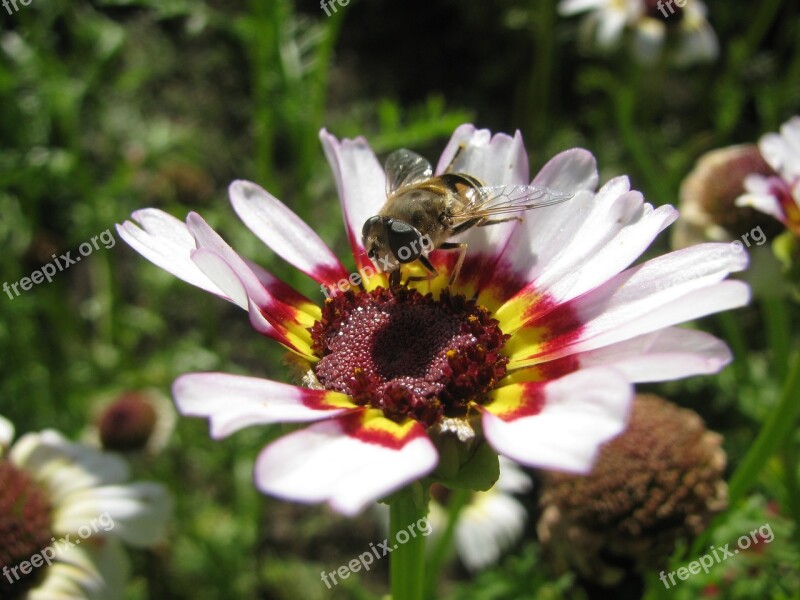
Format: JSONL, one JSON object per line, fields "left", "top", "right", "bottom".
{"left": 361, "top": 147, "right": 574, "bottom": 288}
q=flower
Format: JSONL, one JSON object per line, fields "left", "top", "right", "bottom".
{"left": 0, "top": 414, "right": 171, "bottom": 599}
{"left": 429, "top": 457, "right": 532, "bottom": 571}
{"left": 736, "top": 116, "right": 800, "bottom": 236}
{"left": 536, "top": 394, "right": 727, "bottom": 586}
{"left": 672, "top": 144, "right": 777, "bottom": 249}
{"left": 117, "top": 125, "right": 748, "bottom": 516}
{"left": 559, "top": 0, "right": 718, "bottom": 65}
{"left": 83, "top": 389, "right": 176, "bottom": 455}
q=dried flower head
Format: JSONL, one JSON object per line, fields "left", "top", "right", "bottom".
{"left": 537, "top": 394, "right": 727, "bottom": 586}
{"left": 673, "top": 144, "right": 778, "bottom": 248}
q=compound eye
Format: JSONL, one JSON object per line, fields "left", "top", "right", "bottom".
{"left": 362, "top": 215, "right": 384, "bottom": 245}
{"left": 388, "top": 220, "right": 423, "bottom": 264}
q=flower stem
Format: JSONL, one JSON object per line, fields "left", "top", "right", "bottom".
{"left": 423, "top": 488, "right": 471, "bottom": 599}
{"left": 390, "top": 485, "right": 429, "bottom": 600}
{"left": 691, "top": 347, "right": 800, "bottom": 557}
{"left": 728, "top": 348, "right": 800, "bottom": 505}
{"left": 762, "top": 296, "right": 791, "bottom": 381}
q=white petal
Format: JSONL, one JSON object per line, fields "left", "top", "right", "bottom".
{"left": 190, "top": 248, "right": 249, "bottom": 309}
{"left": 512, "top": 158, "right": 604, "bottom": 280}
{"left": 320, "top": 129, "right": 387, "bottom": 266}
{"left": 436, "top": 126, "right": 532, "bottom": 281}
{"left": 675, "top": 22, "right": 718, "bottom": 66}
{"left": 254, "top": 416, "right": 438, "bottom": 516}
{"left": 483, "top": 149, "right": 600, "bottom": 294}
{"left": 424, "top": 470, "right": 530, "bottom": 570}
{"left": 189, "top": 248, "right": 315, "bottom": 354}
{"left": 531, "top": 148, "right": 598, "bottom": 192}
{"left": 0, "top": 414, "right": 14, "bottom": 452}
{"left": 435, "top": 125, "right": 529, "bottom": 186}
{"left": 186, "top": 212, "right": 273, "bottom": 309}
{"left": 172, "top": 372, "right": 355, "bottom": 439}
{"left": 536, "top": 202, "right": 679, "bottom": 303}
{"left": 116, "top": 209, "right": 227, "bottom": 298}
{"left": 54, "top": 482, "right": 172, "bottom": 548}
{"left": 483, "top": 368, "right": 632, "bottom": 473}
{"left": 514, "top": 244, "right": 750, "bottom": 363}
{"left": 737, "top": 177, "right": 785, "bottom": 221}
{"left": 229, "top": 179, "right": 348, "bottom": 285}
{"left": 495, "top": 456, "right": 533, "bottom": 494}
{"left": 583, "top": 279, "right": 749, "bottom": 351}
{"left": 28, "top": 539, "right": 130, "bottom": 600}
{"left": 456, "top": 492, "right": 528, "bottom": 571}
{"left": 558, "top": 0, "right": 607, "bottom": 15}
{"left": 596, "top": 9, "right": 628, "bottom": 48}
{"left": 765, "top": 117, "right": 800, "bottom": 178}
{"left": 10, "top": 431, "right": 130, "bottom": 497}
{"left": 576, "top": 327, "right": 732, "bottom": 382}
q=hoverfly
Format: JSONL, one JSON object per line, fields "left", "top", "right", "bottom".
{"left": 361, "top": 147, "right": 574, "bottom": 288}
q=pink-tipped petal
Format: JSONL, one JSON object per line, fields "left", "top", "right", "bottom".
{"left": 526, "top": 175, "right": 632, "bottom": 283}
{"left": 319, "top": 130, "right": 386, "bottom": 274}
{"left": 189, "top": 249, "right": 314, "bottom": 356}
{"left": 116, "top": 209, "right": 227, "bottom": 298}
{"left": 190, "top": 240, "right": 317, "bottom": 338}
{"left": 479, "top": 149, "right": 601, "bottom": 299}
{"left": 540, "top": 203, "right": 678, "bottom": 302}
{"left": 504, "top": 201, "right": 679, "bottom": 312}
{"left": 434, "top": 127, "right": 532, "bottom": 291}
{"left": 435, "top": 125, "right": 529, "bottom": 185}
{"left": 254, "top": 411, "right": 438, "bottom": 516}
{"left": 0, "top": 415, "right": 13, "bottom": 449}
{"left": 245, "top": 258, "right": 319, "bottom": 316}
{"left": 190, "top": 248, "right": 249, "bottom": 310}
{"left": 573, "top": 327, "right": 733, "bottom": 382}
{"left": 187, "top": 212, "right": 275, "bottom": 309}
{"left": 229, "top": 179, "right": 349, "bottom": 285}
{"left": 481, "top": 368, "right": 632, "bottom": 473}
{"left": 509, "top": 244, "right": 750, "bottom": 366}
{"left": 531, "top": 147, "right": 599, "bottom": 192}
{"left": 172, "top": 373, "right": 357, "bottom": 439}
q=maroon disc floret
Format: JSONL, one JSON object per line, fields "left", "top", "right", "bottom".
{"left": 309, "top": 287, "right": 510, "bottom": 428}
{"left": 0, "top": 460, "right": 53, "bottom": 598}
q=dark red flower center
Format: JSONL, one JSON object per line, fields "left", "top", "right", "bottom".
{"left": 0, "top": 460, "right": 53, "bottom": 598}
{"left": 98, "top": 392, "right": 158, "bottom": 452}
{"left": 310, "top": 287, "right": 510, "bottom": 428}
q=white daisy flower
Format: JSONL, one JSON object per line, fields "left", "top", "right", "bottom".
{"left": 0, "top": 415, "right": 171, "bottom": 600}
{"left": 736, "top": 116, "right": 800, "bottom": 236}
{"left": 559, "top": 0, "right": 718, "bottom": 65}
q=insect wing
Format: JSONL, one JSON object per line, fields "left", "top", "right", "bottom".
{"left": 450, "top": 184, "right": 573, "bottom": 221}
{"left": 385, "top": 149, "right": 433, "bottom": 195}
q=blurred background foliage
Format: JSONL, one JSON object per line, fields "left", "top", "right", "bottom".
{"left": 0, "top": 0, "right": 798, "bottom": 598}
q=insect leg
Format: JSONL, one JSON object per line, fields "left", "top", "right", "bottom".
{"left": 443, "top": 144, "right": 466, "bottom": 174}
{"left": 389, "top": 269, "right": 402, "bottom": 290}
{"left": 477, "top": 216, "right": 523, "bottom": 226}
{"left": 450, "top": 217, "right": 481, "bottom": 235}
{"left": 438, "top": 241, "right": 468, "bottom": 286}
{"left": 404, "top": 255, "right": 439, "bottom": 285}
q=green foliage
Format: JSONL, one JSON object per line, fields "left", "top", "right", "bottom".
{"left": 1, "top": 0, "right": 799, "bottom": 598}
